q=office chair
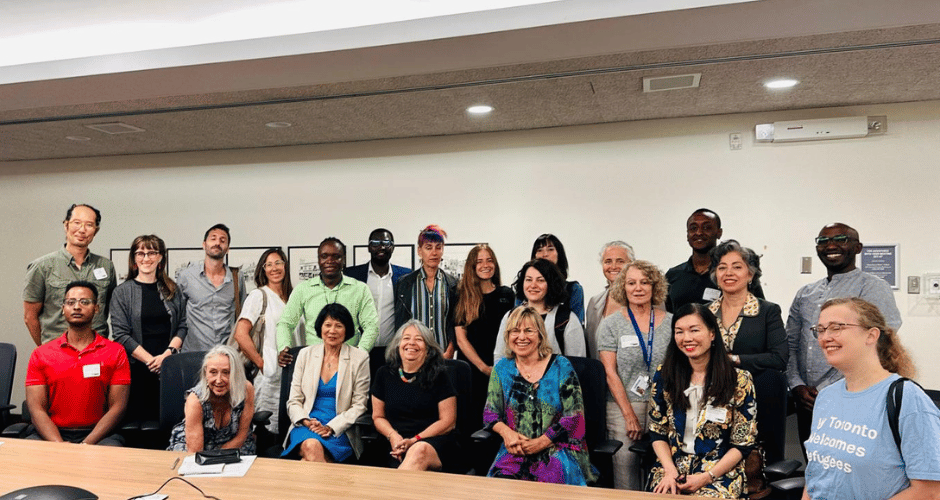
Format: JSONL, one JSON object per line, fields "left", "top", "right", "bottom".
{"left": 0, "top": 343, "right": 16, "bottom": 429}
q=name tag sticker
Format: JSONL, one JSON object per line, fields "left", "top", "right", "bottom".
{"left": 702, "top": 288, "right": 721, "bottom": 301}
{"left": 93, "top": 267, "right": 108, "bottom": 280}
{"left": 704, "top": 405, "right": 727, "bottom": 423}
{"left": 83, "top": 364, "right": 101, "bottom": 378}
{"left": 629, "top": 374, "right": 650, "bottom": 397}
{"left": 620, "top": 335, "right": 640, "bottom": 348}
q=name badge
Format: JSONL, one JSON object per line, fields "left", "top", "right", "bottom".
{"left": 93, "top": 267, "right": 108, "bottom": 280}
{"left": 704, "top": 405, "right": 727, "bottom": 423}
{"left": 702, "top": 288, "right": 721, "bottom": 301}
{"left": 629, "top": 374, "right": 650, "bottom": 397}
{"left": 82, "top": 364, "right": 101, "bottom": 378}
{"left": 620, "top": 335, "right": 640, "bottom": 349}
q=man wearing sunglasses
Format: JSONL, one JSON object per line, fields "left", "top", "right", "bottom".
{"left": 345, "top": 228, "right": 412, "bottom": 348}
{"left": 785, "top": 222, "right": 901, "bottom": 455}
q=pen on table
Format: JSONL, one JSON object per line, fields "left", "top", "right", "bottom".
{"left": 171, "top": 457, "right": 180, "bottom": 470}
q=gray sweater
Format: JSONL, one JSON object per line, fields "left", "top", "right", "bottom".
{"left": 109, "top": 279, "right": 188, "bottom": 361}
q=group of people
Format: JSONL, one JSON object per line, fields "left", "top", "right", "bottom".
{"left": 19, "top": 203, "right": 940, "bottom": 499}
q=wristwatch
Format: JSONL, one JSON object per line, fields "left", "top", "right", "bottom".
{"left": 168, "top": 347, "right": 180, "bottom": 355}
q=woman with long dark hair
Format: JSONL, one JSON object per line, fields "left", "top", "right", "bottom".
{"left": 647, "top": 303, "right": 757, "bottom": 498}
{"left": 454, "top": 244, "right": 514, "bottom": 416}
{"left": 110, "top": 234, "right": 187, "bottom": 421}
{"left": 530, "top": 234, "right": 585, "bottom": 323}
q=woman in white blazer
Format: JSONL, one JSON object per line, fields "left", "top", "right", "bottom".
{"left": 281, "top": 304, "right": 370, "bottom": 462}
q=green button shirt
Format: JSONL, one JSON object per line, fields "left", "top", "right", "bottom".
{"left": 276, "top": 275, "right": 378, "bottom": 352}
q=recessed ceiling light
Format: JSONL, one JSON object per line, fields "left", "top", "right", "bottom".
{"left": 65, "top": 136, "right": 91, "bottom": 141}
{"left": 265, "top": 121, "right": 292, "bottom": 128}
{"left": 467, "top": 105, "right": 494, "bottom": 115}
{"left": 765, "top": 79, "right": 799, "bottom": 89}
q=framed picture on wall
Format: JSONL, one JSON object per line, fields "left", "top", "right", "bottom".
{"left": 167, "top": 248, "right": 206, "bottom": 281}
{"left": 352, "top": 244, "right": 416, "bottom": 269}
{"left": 227, "top": 246, "right": 279, "bottom": 294}
{"left": 109, "top": 249, "right": 130, "bottom": 285}
{"left": 288, "top": 246, "right": 319, "bottom": 284}
{"left": 430, "top": 242, "right": 484, "bottom": 281}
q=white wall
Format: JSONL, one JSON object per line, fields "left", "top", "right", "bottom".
{"left": 3, "top": 99, "right": 939, "bottom": 406}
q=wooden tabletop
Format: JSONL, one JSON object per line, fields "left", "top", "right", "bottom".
{"left": 0, "top": 438, "right": 676, "bottom": 500}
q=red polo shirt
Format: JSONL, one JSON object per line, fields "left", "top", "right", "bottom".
{"left": 25, "top": 332, "right": 131, "bottom": 429}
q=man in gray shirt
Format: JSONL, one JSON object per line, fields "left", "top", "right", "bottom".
{"left": 176, "top": 223, "right": 246, "bottom": 352}
{"left": 786, "top": 222, "right": 901, "bottom": 452}
{"left": 23, "top": 204, "right": 116, "bottom": 345}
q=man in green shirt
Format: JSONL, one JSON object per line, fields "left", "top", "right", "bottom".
{"left": 276, "top": 237, "right": 379, "bottom": 363}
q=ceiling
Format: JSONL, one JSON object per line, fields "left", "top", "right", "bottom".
{"left": 3, "top": 0, "right": 940, "bottom": 162}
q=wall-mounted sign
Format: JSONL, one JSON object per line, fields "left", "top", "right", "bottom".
{"left": 860, "top": 244, "right": 899, "bottom": 289}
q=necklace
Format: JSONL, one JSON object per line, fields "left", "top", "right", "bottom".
{"left": 398, "top": 368, "right": 416, "bottom": 383}
{"left": 516, "top": 358, "right": 542, "bottom": 382}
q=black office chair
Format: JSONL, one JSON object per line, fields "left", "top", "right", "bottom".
{"left": 470, "top": 356, "right": 623, "bottom": 487}
{"left": 260, "top": 346, "right": 305, "bottom": 458}
{"left": 0, "top": 343, "right": 16, "bottom": 429}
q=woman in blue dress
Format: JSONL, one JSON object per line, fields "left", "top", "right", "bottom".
{"left": 483, "top": 305, "right": 597, "bottom": 485}
{"left": 281, "top": 304, "right": 370, "bottom": 462}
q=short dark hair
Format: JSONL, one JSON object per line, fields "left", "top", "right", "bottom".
{"left": 204, "top": 223, "right": 231, "bottom": 242}
{"left": 369, "top": 228, "right": 394, "bottom": 242}
{"left": 417, "top": 225, "right": 447, "bottom": 246}
{"left": 64, "top": 204, "right": 101, "bottom": 226}
{"left": 319, "top": 237, "right": 346, "bottom": 256}
{"left": 314, "top": 303, "right": 355, "bottom": 341}
{"left": 688, "top": 208, "right": 722, "bottom": 229}
{"left": 65, "top": 280, "right": 99, "bottom": 302}
{"left": 513, "top": 259, "right": 568, "bottom": 309}
{"left": 530, "top": 234, "right": 570, "bottom": 279}
{"left": 709, "top": 239, "right": 762, "bottom": 287}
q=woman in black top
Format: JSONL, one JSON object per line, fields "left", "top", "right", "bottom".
{"left": 110, "top": 235, "right": 186, "bottom": 421}
{"left": 454, "top": 244, "right": 514, "bottom": 417}
{"left": 371, "top": 320, "right": 459, "bottom": 471}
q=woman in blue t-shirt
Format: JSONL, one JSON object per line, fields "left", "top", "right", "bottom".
{"left": 804, "top": 298, "right": 940, "bottom": 500}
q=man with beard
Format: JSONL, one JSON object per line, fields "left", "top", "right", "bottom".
{"left": 177, "top": 223, "right": 246, "bottom": 352}
{"left": 24, "top": 204, "right": 116, "bottom": 345}
{"left": 24, "top": 281, "right": 130, "bottom": 445}
{"left": 665, "top": 208, "right": 764, "bottom": 312}
{"left": 276, "top": 237, "right": 379, "bottom": 363}
{"left": 786, "top": 222, "right": 901, "bottom": 453}
{"left": 345, "top": 228, "right": 412, "bottom": 348}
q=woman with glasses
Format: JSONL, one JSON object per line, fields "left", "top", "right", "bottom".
{"left": 232, "top": 247, "right": 293, "bottom": 433}
{"left": 110, "top": 235, "right": 187, "bottom": 422}
{"left": 803, "top": 298, "right": 940, "bottom": 500}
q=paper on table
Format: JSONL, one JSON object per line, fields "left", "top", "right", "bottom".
{"left": 177, "top": 454, "right": 256, "bottom": 478}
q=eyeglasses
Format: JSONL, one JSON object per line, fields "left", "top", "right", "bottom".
{"left": 810, "top": 322, "right": 864, "bottom": 338}
{"left": 815, "top": 235, "right": 855, "bottom": 246}
{"left": 134, "top": 251, "right": 160, "bottom": 259}
{"left": 67, "top": 221, "right": 97, "bottom": 230}
{"left": 64, "top": 298, "right": 94, "bottom": 307}
{"left": 368, "top": 239, "right": 394, "bottom": 247}
{"left": 263, "top": 260, "right": 286, "bottom": 269}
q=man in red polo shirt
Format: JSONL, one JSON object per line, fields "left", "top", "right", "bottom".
{"left": 25, "top": 280, "right": 130, "bottom": 445}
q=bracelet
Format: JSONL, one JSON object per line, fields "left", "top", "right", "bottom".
{"left": 414, "top": 434, "right": 422, "bottom": 441}
{"left": 707, "top": 469, "right": 717, "bottom": 481}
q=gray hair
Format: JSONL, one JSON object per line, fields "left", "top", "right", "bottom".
{"left": 197, "top": 345, "right": 247, "bottom": 408}
{"left": 598, "top": 240, "right": 636, "bottom": 264}
{"left": 709, "top": 239, "right": 762, "bottom": 290}
{"left": 384, "top": 319, "right": 444, "bottom": 366}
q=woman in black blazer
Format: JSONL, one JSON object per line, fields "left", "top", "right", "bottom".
{"left": 707, "top": 240, "right": 788, "bottom": 464}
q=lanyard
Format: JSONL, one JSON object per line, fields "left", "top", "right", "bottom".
{"left": 627, "top": 306, "right": 655, "bottom": 370}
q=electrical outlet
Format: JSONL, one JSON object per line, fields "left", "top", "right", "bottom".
{"left": 907, "top": 276, "right": 920, "bottom": 294}
{"left": 729, "top": 133, "right": 743, "bottom": 150}
{"left": 801, "top": 257, "right": 812, "bottom": 274}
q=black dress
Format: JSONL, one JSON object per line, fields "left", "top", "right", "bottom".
{"left": 371, "top": 365, "right": 461, "bottom": 471}
{"left": 457, "top": 286, "right": 514, "bottom": 417}
{"left": 129, "top": 282, "right": 172, "bottom": 421}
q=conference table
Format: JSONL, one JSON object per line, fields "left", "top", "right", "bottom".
{"left": 0, "top": 438, "right": 678, "bottom": 500}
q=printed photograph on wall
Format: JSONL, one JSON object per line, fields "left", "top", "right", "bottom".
{"left": 168, "top": 248, "right": 206, "bottom": 281}
{"left": 288, "top": 246, "right": 319, "bottom": 284}
{"left": 228, "top": 246, "right": 278, "bottom": 294}
{"left": 416, "top": 242, "right": 483, "bottom": 281}
{"left": 352, "top": 244, "right": 416, "bottom": 269}
{"left": 109, "top": 249, "right": 130, "bottom": 285}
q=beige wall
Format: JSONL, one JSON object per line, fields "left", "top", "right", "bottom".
{"left": 2, "top": 99, "right": 939, "bottom": 406}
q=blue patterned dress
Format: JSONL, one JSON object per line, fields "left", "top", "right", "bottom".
{"left": 167, "top": 386, "right": 256, "bottom": 454}
{"left": 281, "top": 373, "right": 353, "bottom": 462}
{"left": 483, "top": 355, "right": 597, "bottom": 485}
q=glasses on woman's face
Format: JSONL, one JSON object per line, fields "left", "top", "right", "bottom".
{"left": 264, "top": 260, "right": 286, "bottom": 269}
{"left": 134, "top": 251, "right": 160, "bottom": 259}
{"left": 810, "top": 322, "right": 864, "bottom": 338}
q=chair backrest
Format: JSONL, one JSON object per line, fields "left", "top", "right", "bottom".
{"left": 925, "top": 389, "right": 940, "bottom": 410}
{"left": 566, "top": 356, "right": 608, "bottom": 452}
{"left": 443, "top": 359, "right": 473, "bottom": 438}
{"left": 277, "top": 346, "right": 306, "bottom": 442}
{"left": 159, "top": 351, "right": 207, "bottom": 432}
{"left": 0, "top": 343, "right": 16, "bottom": 409}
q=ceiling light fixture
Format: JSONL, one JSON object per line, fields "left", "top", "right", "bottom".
{"left": 65, "top": 136, "right": 91, "bottom": 141}
{"left": 466, "top": 105, "right": 493, "bottom": 115}
{"left": 265, "top": 121, "right": 292, "bottom": 128}
{"left": 765, "top": 79, "right": 799, "bottom": 89}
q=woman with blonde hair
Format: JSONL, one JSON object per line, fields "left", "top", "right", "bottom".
{"left": 803, "top": 298, "right": 940, "bottom": 500}
{"left": 454, "top": 244, "right": 515, "bottom": 416}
